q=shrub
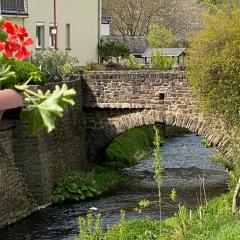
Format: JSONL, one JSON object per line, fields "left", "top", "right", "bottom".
{"left": 124, "top": 55, "right": 141, "bottom": 70}
{"left": 53, "top": 166, "right": 121, "bottom": 203}
{"left": 99, "top": 40, "right": 130, "bottom": 63}
{"left": 151, "top": 52, "right": 174, "bottom": 70}
{"left": 31, "top": 50, "right": 78, "bottom": 82}
{"left": 187, "top": 7, "right": 240, "bottom": 126}
{"left": 85, "top": 62, "right": 104, "bottom": 71}
{"left": 105, "top": 62, "right": 125, "bottom": 70}
{"left": 0, "top": 57, "right": 45, "bottom": 84}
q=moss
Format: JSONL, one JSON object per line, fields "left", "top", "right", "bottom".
{"left": 104, "top": 125, "right": 188, "bottom": 168}
{"left": 104, "top": 126, "right": 156, "bottom": 168}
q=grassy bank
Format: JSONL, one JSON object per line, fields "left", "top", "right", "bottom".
{"left": 104, "top": 126, "right": 155, "bottom": 167}
{"left": 53, "top": 166, "right": 122, "bottom": 203}
{"left": 104, "top": 125, "right": 188, "bottom": 168}
{"left": 76, "top": 192, "right": 240, "bottom": 240}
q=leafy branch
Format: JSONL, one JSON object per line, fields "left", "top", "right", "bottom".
{"left": 16, "top": 80, "right": 76, "bottom": 135}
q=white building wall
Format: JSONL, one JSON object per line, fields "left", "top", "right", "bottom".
{"left": 3, "top": 0, "right": 100, "bottom": 66}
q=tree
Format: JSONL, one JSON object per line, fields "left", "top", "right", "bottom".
{"left": 146, "top": 24, "right": 175, "bottom": 48}
{"left": 99, "top": 40, "right": 130, "bottom": 63}
{"left": 103, "top": 0, "right": 161, "bottom": 36}
{"left": 187, "top": 6, "right": 240, "bottom": 213}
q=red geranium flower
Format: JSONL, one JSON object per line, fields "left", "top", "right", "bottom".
{"left": 0, "top": 20, "right": 34, "bottom": 60}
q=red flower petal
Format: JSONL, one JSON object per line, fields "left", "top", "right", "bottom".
{"left": 24, "top": 38, "right": 34, "bottom": 46}
{"left": 0, "top": 42, "right": 5, "bottom": 51}
{"left": 5, "top": 44, "right": 13, "bottom": 58}
{"left": 2, "top": 21, "right": 16, "bottom": 35}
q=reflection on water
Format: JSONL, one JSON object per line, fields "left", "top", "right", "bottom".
{"left": 0, "top": 134, "right": 228, "bottom": 240}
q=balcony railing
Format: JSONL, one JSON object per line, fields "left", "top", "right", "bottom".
{"left": 0, "top": 0, "right": 28, "bottom": 16}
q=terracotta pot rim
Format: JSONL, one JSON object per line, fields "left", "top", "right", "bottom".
{"left": 0, "top": 89, "right": 23, "bottom": 111}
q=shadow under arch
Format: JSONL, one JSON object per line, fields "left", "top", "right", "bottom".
{"left": 85, "top": 108, "right": 230, "bottom": 163}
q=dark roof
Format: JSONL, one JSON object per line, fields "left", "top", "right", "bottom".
{"left": 101, "top": 36, "right": 149, "bottom": 55}
{"left": 142, "top": 48, "right": 186, "bottom": 58}
{"left": 102, "top": 7, "right": 112, "bottom": 22}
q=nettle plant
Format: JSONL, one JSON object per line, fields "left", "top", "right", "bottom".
{"left": 0, "top": 17, "right": 76, "bottom": 135}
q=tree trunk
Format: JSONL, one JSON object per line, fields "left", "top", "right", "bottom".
{"left": 232, "top": 177, "right": 240, "bottom": 214}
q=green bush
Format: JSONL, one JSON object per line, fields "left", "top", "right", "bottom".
{"left": 124, "top": 55, "right": 141, "bottom": 70}
{"left": 146, "top": 24, "right": 175, "bottom": 48}
{"left": 53, "top": 166, "right": 121, "bottom": 203}
{"left": 187, "top": 7, "right": 240, "bottom": 126}
{"left": 99, "top": 40, "right": 130, "bottom": 63}
{"left": 105, "top": 62, "right": 125, "bottom": 70}
{"left": 85, "top": 62, "right": 105, "bottom": 71}
{"left": 151, "top": 52, "right": 174, "bottom": 70}
{"left": 31, "top": 50, "right": 78, "bottom": 82}
{"left": 0, "top": 58, "right": 45, "bottom": 84}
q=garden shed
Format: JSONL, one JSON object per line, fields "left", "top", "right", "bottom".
{"left": 142, "top": 48, "right": 186, "bottom": 69}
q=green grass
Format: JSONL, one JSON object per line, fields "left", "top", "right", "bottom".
{"left": 104, "top": 126, "right": 159, "bottom": 167}
{"left": 76, "top": 192, "right": 240, "bottom": 239}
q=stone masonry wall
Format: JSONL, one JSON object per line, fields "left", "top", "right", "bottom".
{"left": 0, "top": 78, "right": 86, "bottom": 229}
{"left": 83, "top": 71, "right": 230, "bottom": 161}
{"left": 13, "top": 78, "right": 86, "bottom": 204}
{"left": 0, "top": 121, "right": 36, "bottom": 229}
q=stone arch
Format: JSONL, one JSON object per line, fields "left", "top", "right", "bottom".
{"left": 85, "top": 109, "right": 230, "bottom": 162}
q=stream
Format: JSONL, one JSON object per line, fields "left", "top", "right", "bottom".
{"left": 0, "top": 133, "right": 228, "bottom": 240}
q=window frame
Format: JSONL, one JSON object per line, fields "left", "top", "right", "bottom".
{"left": 65, "top": 23, "right": 71, "bottom": 50}
{"left": 35, "top": 22, "right": 45, "bottom": 49}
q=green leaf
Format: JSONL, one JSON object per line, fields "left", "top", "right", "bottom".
{"left": 20, "top": 84, "right": 76, "bottom": 135}
{"left": 85, "top": 191, "right": 94, "bottom": 198}
{"left": 0, "top": 29, "right": 8, "bottom": 42}
{"left": 0, "top": 64, "right": 16, "bottom": 89}
{"left": 0, "top": 16, "right": 4, "bottom": 27}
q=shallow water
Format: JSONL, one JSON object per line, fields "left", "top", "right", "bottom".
{"left": 0, "top": 133, "right": 228, "bottom": 240}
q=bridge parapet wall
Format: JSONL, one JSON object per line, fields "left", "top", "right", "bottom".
{"left": 83, "top": 71, "right": 199, "bottom": 116}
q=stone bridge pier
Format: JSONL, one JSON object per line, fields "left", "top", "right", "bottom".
{"left": 83, "top": 71, "right": 230, "bottom": 162}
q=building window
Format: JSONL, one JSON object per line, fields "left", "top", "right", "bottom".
{"left": 65, "top": 24, "right": 71, "bottom": 49}
{"left": 49, "top": 24, "right": 57, "bottom": 49}
{"left": 36, "top": 23, "right": 45, "bottom": 49}
{"left": 101, "top": 22, "right": 110, "bottom": 36}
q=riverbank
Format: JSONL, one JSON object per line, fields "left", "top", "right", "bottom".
{"left": 0, "top": 133, "right": 228, "bottom": 239}
{"left": 53, "top": 166, "right": 123, "bottom": 203}
{"left": 79, "top": 192, "right": 238, "bottom": 240}
{"left": 53, "top": 126, "right": 157, "bottom": 203}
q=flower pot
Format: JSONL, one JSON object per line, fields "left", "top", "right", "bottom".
{"left": 0, "top": 89, "right": 23, "bottom": 121}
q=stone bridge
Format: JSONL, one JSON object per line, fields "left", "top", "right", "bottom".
{"left": 83, "top": 71, "right": 229, "bottom": 161}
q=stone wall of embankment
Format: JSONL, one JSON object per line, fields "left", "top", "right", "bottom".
{"left": 0, "top": 78, "right": 86, "bottom": 229}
